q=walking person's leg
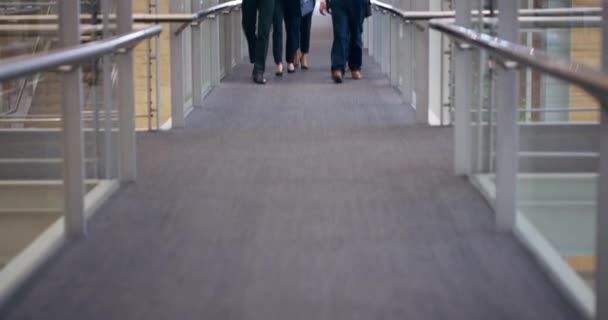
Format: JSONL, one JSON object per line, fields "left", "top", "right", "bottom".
{"left": 299, "top": 1, "right": 314, "bottom": 69}
{"left": 252, "top": 0, "right": 275, "bottom": 84}
{"left": 284, "top": 5, "right": 301, "bottom": 73}
{"left": 241, "top": 0, "right": 258, "bottom": 64}
{"left": 345, "top": 28, "right": 350, "bottom": 72}
{"left": 347, "top": 0, "right": 366, "bottom": 79}
{"left": 272, "top": 0, "right": 284, "bottom": 76}
{"left": 329, "top": 0, "right": 349, "bottom": 83}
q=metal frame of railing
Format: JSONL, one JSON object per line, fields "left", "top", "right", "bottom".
{"left": 0, "top": 0, "right": 244, "bottom": 132}
{"left": 0, "top": 26, "right": 161, "bottom": 82}
{"left": 0, "top": 5, "right": 40, "bottom": 16}
{"left": 369, "top": 1, "right": 607, "bottom": 97}
{"left": 0, "top": 0, "right": 248, "bottom": 308}
{"left": 368, "top": 1, "right": 607, "bottom": 319}
{"left": 370, "top": 1, "right": 602, "bottom": 21}
{"left": 0, "top": 17, "right": 161, "bottom": 306}
{"left": 174, "top": 0, "right": 242, "bottom": 35}
{"left": 429, "top": 19, "right": 608, "bottom": 97}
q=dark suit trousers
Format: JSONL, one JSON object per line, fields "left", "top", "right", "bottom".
{"left": 242, "top": 0, "right": 275, "bottom": 73}
{"left": 300, "top": 0, "right": 315, "bottom": 54}
{"left": 330, "top": 0, "right": 365, "bottom": 73}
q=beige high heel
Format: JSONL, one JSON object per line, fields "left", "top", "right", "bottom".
{"left": 301, "top": 54, "right": 309, "bottom": 70}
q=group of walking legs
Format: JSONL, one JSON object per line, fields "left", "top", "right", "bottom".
{"left": 242, "top": 0, "right": 367, "bottom": 85}
{"left": 271, "top": 0, "right": 315, "bottom": 76}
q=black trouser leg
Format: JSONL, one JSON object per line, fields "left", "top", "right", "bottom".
{"left": 253, "top": 0, "right": 275, "bottom": 73}
{"left": 346, "top": 0, "right": 365, "bottom": 71}
{"left": 284, "top": 12, "right": 301, "bottom": 63}
{"left": 300, "top": 4, "right": 314, "bottom": 54}
{"left": 272, "top": 0, "right": 284, "bottom": 64}
{"left": 330, "top": 0, "right": 348, "bottom": 72}
{"left": 241, "top": 0, "right": 258, "bottom": 64}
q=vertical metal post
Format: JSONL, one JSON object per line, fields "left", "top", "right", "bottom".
{"left": 413, "top": 0, "right": 429, "bottom": 124}
{"left": 116, "top": 0, "right": 136, "bottom": 182}
{"left": 399, "top": 1, "right": 410, "bottom": 103}
{"left": 202, "top": 18, "right": 212, "bottom": 90}
{"left": 170, "top": 1, "right": 186, "bottom": 128}
{"left": 210, "top": 0, "right": 221, "bottom": 85}
{"left": 192, "top": 0, "right": 204, "bottom": 108}
{"left": 596, "top": 3, "right": 608, "bottom": 319}
{"left": 101, "top": 0, "right": 114, "bottom": 179}
{"left": 58, "top": 0, "right": 86, "bottom": 237}
{"left": 475, "top": 46, "right": 488, "bottom": 170}
{"left": 382, "top": 13, "right": 390, "bottom": 73}
{"left": 389, "top": 16, "right": 396, "bottom": 86}
{"left": 454, "top": 0, "right": 472, "bottom": 175}
{"left": 495, "top": 0, "right": 520, "bottom": 230}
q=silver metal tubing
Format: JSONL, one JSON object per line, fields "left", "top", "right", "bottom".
{"left": 428, "top": 18, "right": 608, "bottom": 98}
{"left": 174, "top": 0, "right": 242, "bottom": 35}
{"left": 0, "top": 25, "right": 162, "bottom": 83}
{"left": 370, "top": 0, "right": 601, "bottom": 21}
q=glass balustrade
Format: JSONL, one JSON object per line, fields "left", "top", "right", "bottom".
{"left": 466, "top": 3, "right": 602, "bottom": 307}
{"left": 0, "top": 0, "right": 121, "bottom": 273}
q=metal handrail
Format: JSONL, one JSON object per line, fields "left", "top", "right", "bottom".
{"left": 369, "top": 0, "right": 608, "bottom": 98}
{"left": 428, "top": 18, "right": 608, "bottom": 97}
{"left": 370, "top": 0, "right": 602, "bottom": 21}
{"left": 0, "top": 0, "right": 243, "bottom": 33}
{"left": 0, "top": 5, "right": 40, "bottom": 16}
{"left": 174, "top": 0, "right": 242, "bottom": 35}
{"left": 0, "top": 25, "right": 162, "bottom": 83}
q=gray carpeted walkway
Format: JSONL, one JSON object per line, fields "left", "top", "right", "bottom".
{"left": 1, "top": 16, "right": 583, "bottom": 320}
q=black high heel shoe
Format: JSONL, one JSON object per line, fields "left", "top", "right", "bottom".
{"left": 287, "top": 63, "right": 296, "bottom": 74}
{"left": 275, "top": 64, "right": 283, "bottom": 77}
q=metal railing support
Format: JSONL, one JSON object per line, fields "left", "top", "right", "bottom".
{"left": 101, "top": 0, "right": 114, "bottom": 179}
{"left": 453, "top": 0, "right": 472, "bottom": 175}
{"left": 117, "top": 0, "right": 137, "bottom": 182}
{"left": 169, "top": 2, "right": 186, "bottom": 128}
{"left": 59, "top": 0, "right": 86, "bottom": 237}
{"left": 413, "top": 0, "right": 429, "bottom": 124}
{"left": 210, "top": 0, "right": 221, "bottom": 86}
{"left": 192, "top": 0, "right": 204, "bottom": 109}
{"left": 495, "top": 0, "right": 520, "bottom": 230}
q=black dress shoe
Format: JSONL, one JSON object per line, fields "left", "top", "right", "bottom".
{"left": 252, "top": 72, "right": 267, "bottom": 84}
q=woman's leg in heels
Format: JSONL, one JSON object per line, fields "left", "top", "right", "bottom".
{"left": 300, "top": 2, "right": 314, "bottom": 69}
{"left": 272, "top": 0, "right": 284, "bottom": 75}
{"left": 284, "top": 6, "right": 301, "bottom": 73}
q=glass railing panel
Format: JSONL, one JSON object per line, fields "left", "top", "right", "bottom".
{"left": 516, "top": 71, "right": 598, "bottom": 293}
{"left": 396, "top": 17, "right": 416, "bottom": 111}
{"left": 0, "top": 72, "right": 64, "bottom": 271}
{"left": 519, "top": 24, "right": 601, "bottom": 124}
{"left": 83, "top": 55, "right": 119, "bottom": 185}
{"left": 469, "top": 46, "right": 495, "bottom": 176}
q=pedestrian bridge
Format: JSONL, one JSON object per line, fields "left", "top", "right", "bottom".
{"left": 0, "top": 1, "right": 606, "bottom": 319}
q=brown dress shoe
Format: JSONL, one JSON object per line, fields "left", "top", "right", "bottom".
{"left": 352, "top": 70, "right": 362, "bottom": 80}
{"left": 332, "top": 70, "right": 343, "bottom": 83}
